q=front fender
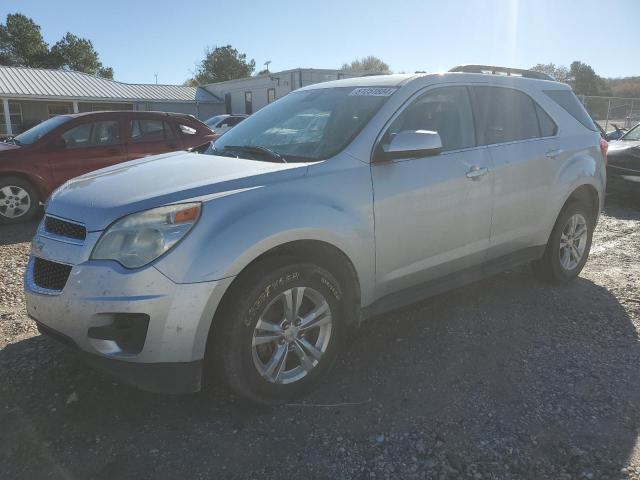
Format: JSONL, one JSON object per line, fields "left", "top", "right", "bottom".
{"left": 154, "top": 164, "right": 375, "bottom": 304}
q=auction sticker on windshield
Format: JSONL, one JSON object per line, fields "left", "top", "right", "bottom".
{"left": 348, "top": 87, "right": 397, "bottom": 97}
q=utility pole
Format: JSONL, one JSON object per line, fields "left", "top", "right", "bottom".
{"left": 264, "top": 61, "right": 271, "bottom": 73}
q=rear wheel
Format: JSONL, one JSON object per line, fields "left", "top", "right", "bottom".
{"left": 209, "top": 261, "right": 345, "bottom": 404}
{"left": 531, "top": 200, "right": 594, "bottom": 283}
{"left": 0, "top": 177, "right": 40, "bottom": 224}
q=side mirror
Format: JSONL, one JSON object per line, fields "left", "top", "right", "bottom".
{"left": 49, "top": 137, "right": 67, "bottom": 149}
{"left": 374, "top": 130, "right": 442, "bottom": 162}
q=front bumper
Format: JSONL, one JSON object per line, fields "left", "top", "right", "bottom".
{"left": 24, "top": 220, "right": 233, "bottom": 393}
{"left": 35, "top": 320, "right": 203, "bottom": 394}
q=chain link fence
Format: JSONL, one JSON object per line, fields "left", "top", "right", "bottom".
{"left": 580, "top": 95, "right": 640, "bottom": 132}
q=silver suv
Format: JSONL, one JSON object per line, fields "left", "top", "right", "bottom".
{"left": 25, "top": 66, "right": 606, "bottom": 404}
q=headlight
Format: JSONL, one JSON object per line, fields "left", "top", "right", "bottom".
{"left": 91, "top": 203, "right": 201, "bottom": 268}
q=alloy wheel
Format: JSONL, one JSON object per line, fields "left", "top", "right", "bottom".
{"left": 251, "top": 286, "right": 333, "bottom": 384}
{"left": 0, "top": 185, "right": 31, "bottom": 219}
{"left": 558, "top": 213, "right": 588, "bottom": 271}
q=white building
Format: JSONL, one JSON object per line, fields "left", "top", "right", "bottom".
{"left": 202, "top": 68, "right": 379, "bottom": 115}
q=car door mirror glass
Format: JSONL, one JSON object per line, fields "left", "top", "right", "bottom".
{"left": 377, "top": 130, "right": 442, "bottom": 161}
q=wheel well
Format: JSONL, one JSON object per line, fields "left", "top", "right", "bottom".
{"left": 0, "top": 173, "right": 45, "bottom": 200}
{"left": 564, "top": 184, "right": 600, "bottom": 220}
{"left": 216, "top": 240, "right": 362, "bottom": 327}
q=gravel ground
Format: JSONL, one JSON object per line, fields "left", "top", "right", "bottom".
{"left": 1, "top": 194, "right": 639, "bottom": 480}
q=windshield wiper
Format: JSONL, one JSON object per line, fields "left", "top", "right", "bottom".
{"left": 223, "top": 145, "right": 287, "bottom": 163}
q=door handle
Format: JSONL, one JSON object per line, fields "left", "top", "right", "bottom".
{"left": 545, "top": 149, "right": 563, "bottom": 159}
{"left": 167, "top": 143, "right": 178, "bottom": 149}
{"left": 105, "top": 148, "right": 120, "bottom": 155}
{"left": 466, "top": 166, "right": 488, "bottom": 180}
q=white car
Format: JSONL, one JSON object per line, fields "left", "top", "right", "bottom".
{"left": 25, "top": 65, "right": 606, "bottom": 404}
{"left": 204, "top": 114, "right": 248, "bottom": 136}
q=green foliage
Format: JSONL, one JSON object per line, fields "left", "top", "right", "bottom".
{"left": 0, "top": 13, "right": 49, "bottom": 67}
{"left": 48, "top": 33, "right": 113, "bottom": 79}
{"left": 0, "top": 13, "right": 113, "bottom": 78}
{"left": 191, "top": 45, "right": 255, "bottom": 85}
{"left": 569, "top": 61, "right": 611, "bottom": 97}
{"left": 341, "top": 56, "right": 390, "bottom": 74}
{"left": 608, "top": 77, "right": 640, "bottom": 98}
{"left": 530, "top": 63, "right": 571, "bottom": 83}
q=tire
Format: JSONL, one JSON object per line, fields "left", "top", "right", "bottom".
{"left": 0, "top": 176, "right": 40, "bottom": 224}
{"left": 531, "top": 200, "right": 594, "bottom": 283}
{"left": 209, "top": 260, "right": 345, "bottom": 404}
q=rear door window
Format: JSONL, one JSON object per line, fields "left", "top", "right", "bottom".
{"left": 130, "top": 119, "right": 174, "bottom": 142}
{"left": 544, "top": 90, "right": 597, "bottom": 131}
{"left": 472, "top": 86, "right": 541, "bottom": 145}
{"left": 535, "top": 104, "right": 557, "bottom": 137}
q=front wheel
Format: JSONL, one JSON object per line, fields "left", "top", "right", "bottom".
{"left": 0, "top": 177, "right": 40, "bottom": 224}
{"left": 209, "top": 261, "right": 345, "bottom": 404}
{"left": 531, "top": 200, "right": 594, "bottom": 283}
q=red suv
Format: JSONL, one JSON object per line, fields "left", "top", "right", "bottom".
{"left": 0, "top": 111, "right": 216, "bottom": 223}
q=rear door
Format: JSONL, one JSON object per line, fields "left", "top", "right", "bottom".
{"left": 470, "top": 85, "right": 559, "bottom": 259}
{"left": 51, "top": 116, "right": 127, "bottom": 184}
{"left": 126, "top": 116, "right": 182, "bottom": 159}
{"left": 371, "top": 86, "right": 493, "bottom": 298}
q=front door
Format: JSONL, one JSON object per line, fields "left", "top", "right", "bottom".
{"left": 371, "top": 86, "right": 493, "bottom": 298}
{"left": 51, "top": 117, "right": 127, "bottom": 185}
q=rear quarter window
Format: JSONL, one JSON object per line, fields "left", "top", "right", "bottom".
{"left": 544, "top": 90, "right": 597, "bottom": 132}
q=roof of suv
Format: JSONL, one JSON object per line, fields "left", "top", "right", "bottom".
{"left": 300, "top": 69, "right": 568, "bottom": 92}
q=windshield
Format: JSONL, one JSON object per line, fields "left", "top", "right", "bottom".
{"left": 621, "top": 123, "right": 640, "bottom": 141}
{"left": 208, "top": 87, "right": 395, "bottom": 162}
{"left": 13, "top": 116, "right": 71, "bottom": 145}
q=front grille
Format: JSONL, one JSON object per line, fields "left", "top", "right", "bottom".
{"left": 32, "top": 258, "right": 72, "bottom": 291}
{"left": 44, "top": 216, "right": 86, "bottom": 241}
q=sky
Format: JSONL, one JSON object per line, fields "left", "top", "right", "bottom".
{"left": 3, "top": 0, "right": 639, "bottom": 85}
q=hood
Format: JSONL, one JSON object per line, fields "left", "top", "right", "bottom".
{"left": 47, "top": 151, "right": 308, "bottom": 231}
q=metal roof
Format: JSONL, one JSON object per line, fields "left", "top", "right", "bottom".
{"left": 0, "top": 66, "right": 221, "bottom": 103}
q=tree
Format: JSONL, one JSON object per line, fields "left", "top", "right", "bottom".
{"left": 191, "top": 45, "right": 255, "bottom": 85}
{"left": 0, "top": 14, "right": 113, "bottom": 78}
{"left": 530, "top": 63, "right": 570, "bottom": 83}
{"left": 341, "top": 56, "right": 390, "bottom": 74}
{"left": 608, "top": 77, "right": 640, "bottom": 98}
{"left": 0, "top": 13, "right": 49, "bottom": 67}
{"left": 568, "top": 61, "right": 611, "bottom": 97}
{"left": 48, "top": 33, "right": 113, "bottom": 78}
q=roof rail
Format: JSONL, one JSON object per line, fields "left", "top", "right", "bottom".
{"left": 448, "top": 65, "right": 554, "bottom": 81}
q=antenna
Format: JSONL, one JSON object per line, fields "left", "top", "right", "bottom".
{"left": 154, "top": 73, "right": 158, "bottom": 84}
